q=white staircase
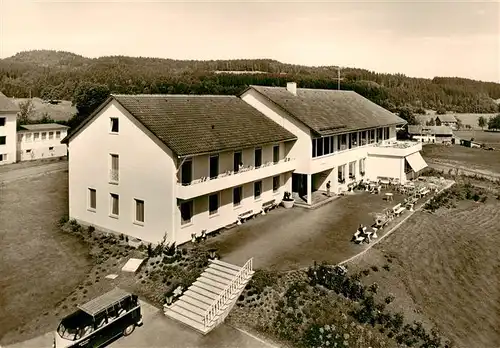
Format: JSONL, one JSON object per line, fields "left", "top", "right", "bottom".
{"left": 164, "top": 258, "right": 254, "bottom": 334}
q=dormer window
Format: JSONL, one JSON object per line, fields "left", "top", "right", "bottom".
{"left": 110, "top": 117, "right": 119, "bottom": 133}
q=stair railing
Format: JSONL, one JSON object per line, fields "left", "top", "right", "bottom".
{"left": 203, "top": 258, "right": 253, "bottom": 329}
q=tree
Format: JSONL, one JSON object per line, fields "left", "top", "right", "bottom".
{"left": 478, "top": 116, "right": 487, "bottom": 130}
{"left": 488, "top": 114, "right": 500, "bottom": 130}
{"left": 72, "top": 82, "right": 110, "bottom": 118}
{"left": 37, "top": 112, "right": 53, "bottom": 124}
{"left": 426, "top": 118, "right": 436, "bottom": 126}
{"left": 17, "top": 100, "right": 36, "bottom": 125}
{"left": 436, "top": 107, "right": 447, "bottom": 115}
{"left": 398, "top": 108, "right": 419, "bottom": 125}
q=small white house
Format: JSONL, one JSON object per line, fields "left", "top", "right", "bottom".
{"left": 0, "top": 92, "right": 19, "bottom": 165}
{"left": 62, "top": 95, "right": 297, "bottom": 245}
{"left": 240, "top": 83, "right": 428, "bottom": 203}
{"left": 17, "top": 124, "right": 69, "bottom": 161}
{"left": 407, "top": 125, "right": 453, "bottom": 144}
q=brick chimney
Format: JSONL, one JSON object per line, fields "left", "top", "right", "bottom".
{"left": 286, "top": 82, "right": 297, "bottom": 96}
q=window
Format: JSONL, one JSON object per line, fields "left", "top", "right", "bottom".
{"left": 25, "top": 133, "right": 32, "bottom": 142}
{"left": 110, "top": 118, "right": 119, "bottom": 133}
{"left": 339, "top": 134, "right": 347, "bottom": 151}
{"left": 88, "top": 188, "right": 96, "bottom": 210}
{"left": 34, "top": 133, "right": 40, "bottom": 141}
{"left": 0, "top": 136, "right": 5, "bottom": 145}
{"left": 233, "top": 151, "right": 242, "bottom": 172}
{"left": 180, "top": 201, "right": 193, "bottom": 225}
{"left": 254, "top": 148, "right": 262, "bottom": 168}
{"left": 209, "top": 193, "right": 219, "bottom": 215}
{"left": 135, "top": 199, "right": 144, "bottom": 223}
{"left": 369, "top": 130, "right": 375, "bottom": 143}
{"left": 18, "top": 134, "right": 23, "bottom": 142}
{"left": 26, "top": 149, "right": 31, "bottom": 153}
{"left": 377, "top": 128, "right": 383, "bottom": 142}
{"left": 233, "top": 186, "right": 242, "bottom": 207}
{"left": 55, "top": 131, "right": 61, "bottom": 139}
{"left": 361, "top": 131, "right": 367, "bottom": 146}
{"left": 48, "top": 132, "right": 54, "bottom": 139}
{"left": 338, "top": 165, "right": 345, "bottom": 182}
{"left": 359, "top": 158, "right": 366, "bottom": 175}
{"left": 181, "top": 158, "right": 192, "bottom": 185}
{"left": 49, "top": 146, "right": 54, "bottom": 151}
{"left": 0, "top": 117, "right": 5, "bottom": 126}
{"left": 0, "top": 154, "right": 5, "bottom": 161}
{"left": 384, "top": 127, "right": 390, "bottom": 140}
{"left": 254, "top": 181, "right": 262, "bottom": 200}
{"left": 349, "top": 162, "right": 356, "bottom": 179}
{"left": 316, "top": 138, "right": 323, "bottom": 156}
{"left": 110, "top": 193, "right": 119, "bottom": 216}
{"left": 350, "top": 133, "right": 358, "bottom": 148}
{"left": 273, "top": 145, "right": 280, "bottom": 164}
{"left": 41, "top": 132, "right": 47, "bottom": 140}
{"left": 209, "top": 154, "right": 219, "bottom": 179}
{"left": 273, "top": 176, "right": 280, "bottom": 192}
{"left": 324, "top": 137, "right": 331, "bottom": 154}
{"left": 110, "top": 154, "right": 119, "bottom": 182}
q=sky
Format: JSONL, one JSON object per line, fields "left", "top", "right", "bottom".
{"left": 0, "top": 0, "right": 499, "bottom": 82}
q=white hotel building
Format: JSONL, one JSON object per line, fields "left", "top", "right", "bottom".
{"left": 62, "top": 83, "right": 427, "bottom": 245}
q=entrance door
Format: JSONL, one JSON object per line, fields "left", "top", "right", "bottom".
{"left": 233, "top": 151, "right": 242, "bottom": 172}
{"left": 292, "top": 174, "right": 307, "bottom": 196}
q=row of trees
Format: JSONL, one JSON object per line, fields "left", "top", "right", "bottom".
{"left": 1, "top": 50, "right": 500, "bottom": 115}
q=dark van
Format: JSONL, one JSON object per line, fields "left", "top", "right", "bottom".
{"left": 53, "top": 288, "right": 142, "bottom": 348}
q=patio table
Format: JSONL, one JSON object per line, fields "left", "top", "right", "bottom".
{"left": 384, "top": 192, "right": 394, "bottom": 201}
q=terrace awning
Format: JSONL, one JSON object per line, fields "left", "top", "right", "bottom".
{"left": 405, "top": 152, "right": 427, "bottom": 173}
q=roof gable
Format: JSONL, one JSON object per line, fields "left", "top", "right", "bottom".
{"left": 0, "top": 92, "right": 20, "bottom": 113}
{"left": 435, "top": 114, "right": 457, "bottom": 122}
{"left": 63, "top": 95, "right": 297, "bottom": 157}
{"left": 247, "top": 85, "right": 406, "bottom": 135}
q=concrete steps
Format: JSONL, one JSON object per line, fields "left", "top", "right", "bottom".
{"left": 164, "top": 258, "right": 254, "bottom": 335}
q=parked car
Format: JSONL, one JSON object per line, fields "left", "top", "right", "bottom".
{"left": 53, "top": 288, "right": 142, "bottom": 348}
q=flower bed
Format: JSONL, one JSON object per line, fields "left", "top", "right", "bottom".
{"left": 228, "top": 263, "right": 453, "bottom": 348}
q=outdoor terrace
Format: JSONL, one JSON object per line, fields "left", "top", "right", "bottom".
{"left": 368, "top": 140, "right": 422, "bottom": 157}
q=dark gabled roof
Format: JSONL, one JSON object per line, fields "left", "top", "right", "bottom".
{"left": 435, "top": 114, "right": 457, "bottom": 123}
{"left": 245, "top": 85, "right": 406, "bottom": 136}
{"left": 0, "top": 92, "right": 20, "bottom": 112}
{"left": 63, "top": 95, "right": 296, "bottom": 157}
{"left": 78, "top": 288, "right": 131, "bottom": 316}
{"left": 407, "top": 125, "right": 453, "bottom": 135}
{"left": 19, "top": 123, "right": 69, "bottom": 131}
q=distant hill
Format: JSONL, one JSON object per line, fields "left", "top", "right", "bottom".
{"left": 1, "top": 49, "right": 499, "bottom": 114}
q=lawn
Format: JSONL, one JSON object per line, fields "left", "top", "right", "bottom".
{"left": 422, "top": 144, "right": 500, "bottom": 175}
{"left": 347, "top": 193, "right": 500, "bottom": 348}
{"left": 12, "top": 97, "right": 76, "bottom": 122}
{"left": 0, "top": 171, "right": 92, "bottom": 344}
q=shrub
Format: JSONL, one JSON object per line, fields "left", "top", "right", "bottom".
{"left": 368, "top": 283, "right": 378, "bottom": 294}
{"left": 59, "top": 215, "right": 69, "bottom": 226}
{"left": 87, "top": 225, "right": 95, "bottom": 234}
{"left": 382, "top": 264, "right": 390, "bottom": 271}
{"left": 249, "top": 269, "right": 279, "bottom": 294}
{"left": 371, "top": 266, "right": 379, "bottom": 272}
{"left": 361, "top": 269, "right": 370, "bottom": 276}
{"left": 147, "top": 243, "right": 153, "bottom": 257}
{"left": 164, "top": 242, "right": 177, "bottom": 257}
{"left": 385, "top": 294, "right": 395, "bottom": 304}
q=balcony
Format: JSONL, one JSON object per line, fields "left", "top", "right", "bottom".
{"left": 176, "top": 158, "right": 296, "bottom": 200}
{"left": 368, "top": 140, "right": 422, "bottom": 157}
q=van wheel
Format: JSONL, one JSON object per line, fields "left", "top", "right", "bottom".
{"left": 123, "top": 324, "right": 135, "bottom": 336}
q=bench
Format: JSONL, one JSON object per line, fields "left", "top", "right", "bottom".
{"left": 352, "top": 231, "right": 365, "bottom": 244}
{"left": 392, "top": 203, "right": 405, "bottom": 216}
{"left": 237, "top": 210, "right": 254, "bottom": 225}
{"left": 261, "top": 199, "right": 277, "bottom": 215}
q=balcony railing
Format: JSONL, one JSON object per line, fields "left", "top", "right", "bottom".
{"left": 180, "top": 157, "right": 294, "bottom": 186}
{"left": 109, "top": 169, "right": 119, "bottom": 182}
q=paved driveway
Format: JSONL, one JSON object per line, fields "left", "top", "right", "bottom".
{"left": 203, "top": 190, "right": 412, "bottom": 271}
{"left": 4, "top": 301, "right": 275, "bottom": 348}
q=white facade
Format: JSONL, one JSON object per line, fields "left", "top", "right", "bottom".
{"left": 17, "top": 127, "right": 68, "bottom": 161}
{"left": 0, "top": 112, "right": 17, "bottom": 165}
{"left": 67, "top": 100, "right": 295, "bottom": 245}
{"left": 241, "top": 88, "right": 426, "bottom": 203}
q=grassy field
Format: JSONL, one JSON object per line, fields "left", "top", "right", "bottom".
{"left": 452, "top": 130, "right": 500, "bottom": 147}
{"left": 422, "top": 144, "right": 500, "bottom": 175}
{"left": 348, "top": 196, "right": 500, "bottom": 348}
{"left": 416, "top": 113, "right": 497, "bottom": 129}
{"left": 0, "top": 171, "right": 92, "bottom": 343}
{"left": 12, "top": 97, "right": 76, "bottom": 122}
